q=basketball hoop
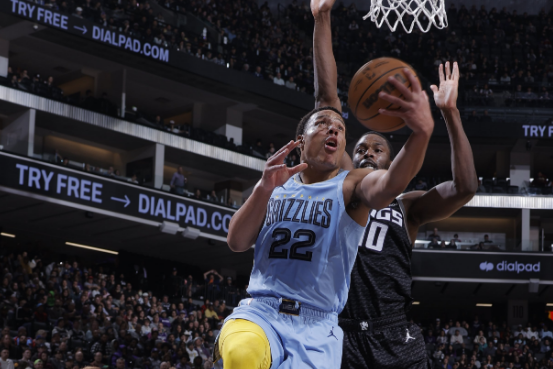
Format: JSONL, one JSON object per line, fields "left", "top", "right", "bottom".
{"left": 363, "top": 0, "right": 448, "bottom": 33}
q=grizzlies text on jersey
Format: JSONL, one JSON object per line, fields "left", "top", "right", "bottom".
{"left": 247, "top": 170, "right": 365, "bottom": 313}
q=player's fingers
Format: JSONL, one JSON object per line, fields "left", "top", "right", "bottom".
{"left": 453, "top": 62, "right": 460, "bottom": 80}
{"left": 445, "top": 61, "right": 451, "bottom": 80}
{"left": 430, "top": 85, "right": 439, "bottom": 94}
{"left": 264, "top": 163, "right": 287, "bottom": 175}
{"left": 379, "top": 92, "right": 407, "bottom": 108}
{"left": 269, "top": 140, "right": 299, "bottom": 163}
{"left": 385, "top": 77, "right": 413, "bottom": 101}
{"left": 288, "top": 163, "right": 308, "bottom": 176}
{"left": 438, "top": 63, "right": 444, "bottom": 85}
{"left": 378, "top": 108, "right": 403, "bottom": 118}
{"left": 405, "top": 68, "right": 421, "bottom": 94}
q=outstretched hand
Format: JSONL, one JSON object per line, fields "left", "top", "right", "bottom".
{"left": 431, "top": 61, "right": 459, "bottom": 110}
{"left": 311, "top": 0, "right": 337, "bottom": 17}
{"left": 260, "top": 141, "right": 308, "bottom": 191}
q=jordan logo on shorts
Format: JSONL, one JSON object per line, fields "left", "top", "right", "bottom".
{"left": 328, "top": 327, "right": 338, "bottom": 340}
{"left": 404, "top": 328, "right": 416, "bottom": 343}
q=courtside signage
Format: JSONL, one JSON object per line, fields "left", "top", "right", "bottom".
{"left": 412, "top": 250, "right": 553, "bottom": 281}
{"left": 3, "top": 0, "right": 169, "bottom": 63}
{"left": 0, "top": 152, "right": 234, "bottom": 238}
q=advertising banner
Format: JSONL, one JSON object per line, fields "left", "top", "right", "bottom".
{"left": 2, "top": 0, "right": 170, "bottom": 63}
{"left": 412, "top": 250, "right": 553, "bottom": 281}
{"left": 0, "top": 152, "right": 234, "bottom": 238}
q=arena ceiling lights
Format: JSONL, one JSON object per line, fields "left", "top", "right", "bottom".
{"left": 1, "top": 232, "right": 16, "bottom": 238}
{"left": 476, "top": 303, "right": 493, "bottom": 307}
{"left": 65, "top": 242, "right": 119, "bottom": 255}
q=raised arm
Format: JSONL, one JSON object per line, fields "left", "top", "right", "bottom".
{"left": 311, "top": 0, "right": 341, "bottom": 111}
{"left": 227, "top": 141, "right": 308, "bottom": 252}
{"left": 348, "top": 69, "right": 434, "bottom": 212}
{"left": 402, "top": 62, "right": 478, "bottom": 235}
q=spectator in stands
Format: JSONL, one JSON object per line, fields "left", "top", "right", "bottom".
{"left": 451, "top": 330, "right": 464, "bottom": 345}
{"left": 541, "top": 325, "right": 553, "bottom": 340}
{"left": 193, "top": 190, "right": 202, "bottom": 200}
{"left": 500, "top": 73, "right": 511, "bottom": 85}
{"left": 253, "top": 66, "right": 263, "bottom": 79}
{"left": 203, "top": 270, "right": 222, "bottom": 302}
{"left": 1, "top": 349, "right": 15, "bottom": 369}
{"left": 287, "top": 153, "right": 299, "bottom": 167}
{"left": 428, "top": 228, "right": 441, "bottom": 241}
{"left": 450, "top": 234, "right": 462, "bottom": 244}
{"left": 428, "top": 238, "right": 440, "bottom": 248}
{"left": 170, "top": 166, "right": 187, "bottom": 195}
{"left": 273, "top": 73, "right": 285, "bottom": 86}
{"left": 285, "top": 77, "right": 296, "bottom": 90}
{"left": 69, "top": 7, "right": 83, "bottom": 19}
{"left": 208, "top": 190, "right": 219, "bottom": 203}
{"left": 483, "top": 235, "right": 493, "bottom": 244}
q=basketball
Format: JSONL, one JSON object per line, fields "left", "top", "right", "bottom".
{"left": 348, "top": 57, "right": 419, "bottom": 133}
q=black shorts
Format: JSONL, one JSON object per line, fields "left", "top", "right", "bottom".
{"left": 340, "top": 316, "right": 431, "bottom": 369}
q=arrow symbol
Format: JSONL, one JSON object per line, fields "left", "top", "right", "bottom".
{"left": 111, "top": 195, "right": 130, "bottom": 208}
{"left": 74, "top": 25, "right": 87, "bottom": 34}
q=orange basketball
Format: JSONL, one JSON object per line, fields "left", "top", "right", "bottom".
{"left": 348, "top": 57, "right": 419, "bottom": 133}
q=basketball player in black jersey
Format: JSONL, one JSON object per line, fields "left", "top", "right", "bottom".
{"left": 339, "top": 61, "right": 478, "bottom": 369}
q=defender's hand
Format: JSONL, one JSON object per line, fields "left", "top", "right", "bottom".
{"left": 431, "top": 61, "right": 459, "bottom": 110}
{"left": 311, "top": 0, "right": 337, "bottom": 18}
{"left": 260, "top": 141, "right": 308, "bottom": 191}
{"left": 378, "top": 69, "right": 434, "bottom": 135}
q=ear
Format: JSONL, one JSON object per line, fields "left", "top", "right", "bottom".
{"left": 297, "top": 135, "right": 304, "bottom": 151}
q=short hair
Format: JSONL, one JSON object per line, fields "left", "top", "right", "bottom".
{"left": 295, "top": 106, "right": 344, "bottom": 140}
{"left": 358, "top": 131, "right": 395, "bottom": 160}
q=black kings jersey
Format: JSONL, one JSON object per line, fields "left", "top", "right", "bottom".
{"left": 340, "top": 198, "right": 413, "bottom": 320}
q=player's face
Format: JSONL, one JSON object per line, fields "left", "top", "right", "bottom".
{"left": 353, "top": 134, "right": 392, "bottom": 170}
{"left": 299, "top": 110, "right": 346, "bottom": 169}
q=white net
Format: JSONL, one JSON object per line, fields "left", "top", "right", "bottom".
{"left": 363, "top": 0, "right": 448, "bottom": 33}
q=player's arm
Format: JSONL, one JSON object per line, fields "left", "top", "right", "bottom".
{"left": 402, "top": 62, "right": 478, "bottom": 231}
{"left": 227, "top": 141, "right": 308, "bottom": 252}
{"left": 311, "top": 0, "right": 341, "bottom": 111}
{"left": 347, "top": 70, "right": 434, "bottom": 212}
{"left": 312, "top": 0, "right": 355, "bottom": 171}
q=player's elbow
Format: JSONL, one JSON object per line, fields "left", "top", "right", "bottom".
{"left": 456, "top": 178, "right": 478, "bottom": 199}
{"left": 227, "top": 234, "right": 252, "bottom": 253}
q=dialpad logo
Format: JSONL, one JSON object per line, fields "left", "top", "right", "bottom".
{"left": 480, "top": 262, "right": 494, "bottom": 271}
{"left": 479, "top": 261, "right": 541, "bottom": 274}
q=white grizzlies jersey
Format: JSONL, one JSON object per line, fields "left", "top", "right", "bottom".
{"left": 247, "top": 170, "right": 365, "bottom": 313}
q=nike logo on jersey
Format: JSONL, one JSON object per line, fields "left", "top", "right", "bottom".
{"left": 265, "top": 198, "right": 333, "bottom": 229}
{"left": 369, "top": 207, "right": 403, "bottom": 227}
{"left": 404, "top": 329, "right": 416, "bottom": 343}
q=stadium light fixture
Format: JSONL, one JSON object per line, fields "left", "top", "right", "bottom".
{"left": 160, "top": 221, "right": 180, "bottom": 235}
{"left": 1, "top": 232, "right": 16, "bottom": 238}
{"left": 412, "top": 301, "right": 420, "bottom": 305}
{"left": 65, "top": 242, "right": 118, "bottom": 255}
{"left": 182, "top": 226, "right": 201, "bottom": 240}
{"left": 476, "top": 303, "right": 492, "bottom": 307}
{"left": 547, "top": 303, "right": 553, "bottom": 307}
